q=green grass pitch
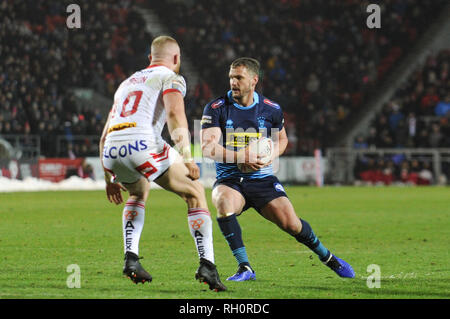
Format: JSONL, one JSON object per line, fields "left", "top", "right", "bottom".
{"left": 0, "top": 186, "right": 448, "bottom": 299}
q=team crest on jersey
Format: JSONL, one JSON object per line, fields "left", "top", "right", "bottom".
{"left": 257, "top": 116, "right": 266, "bottom": 129}
{"left": 226, "top": 119, "right": 234, "bottom": 128}
{"left": 263, "top": 98, "right": 280, "bottom": 109}
{"left": 211, "top": 99, "right": 224, "bottom": 109}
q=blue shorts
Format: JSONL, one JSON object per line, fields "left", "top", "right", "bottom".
{"left": 213, "top": 175, "right": 288, "bottom": 214}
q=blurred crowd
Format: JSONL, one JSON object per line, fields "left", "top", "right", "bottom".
{"left": 150, "top": 0, "right": 446, "bottom": 155}
{"left": 354, "top": 50, "right": 450, "bottom": 149}
{"left": 352, "top": 49, "right": 450, "bottom": 185}
{"left": 0, "top": 0, "right": 448, "bottom": 180}
{"left": 0, "top": 0, "right": 150, "bottom": 157}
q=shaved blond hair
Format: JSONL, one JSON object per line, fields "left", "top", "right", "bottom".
{"left": 150, "top": 36, "right": 180, "bottom": 60}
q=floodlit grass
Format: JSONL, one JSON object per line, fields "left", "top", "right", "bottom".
{"left": 0, "top": 186, "right": 448, "bottom": 299}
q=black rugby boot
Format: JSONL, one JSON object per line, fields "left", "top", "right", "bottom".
{"left": 123, "top": 252, "right": 152, "bottom": 284}
{"left": 195, "top": 258, "right": 227, "bottom": 292}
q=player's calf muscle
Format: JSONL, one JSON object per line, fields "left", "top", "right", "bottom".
{"left": 261, "top": 199, "right": 301, "bottom": 235}
{"left": 274, "top": 211, "right": 301, "bottom": 235}
{"left": 278, "top": 218, "right": 301, "bottom": 235}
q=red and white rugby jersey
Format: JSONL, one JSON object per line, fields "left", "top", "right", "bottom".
{"left": 106, "top": 65, "right": 186, "bottom": 142}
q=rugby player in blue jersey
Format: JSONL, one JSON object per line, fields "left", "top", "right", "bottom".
{"left": 201, "top": 57, "right": 354, "bottom": 281}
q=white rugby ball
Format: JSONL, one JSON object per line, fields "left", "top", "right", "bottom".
{"left": 237, "top": 137, "right": 273, "bottom": 172}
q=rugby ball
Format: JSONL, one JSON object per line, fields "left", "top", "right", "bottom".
{"left": 237, "top": 137, "right": 273, "bottom": 172}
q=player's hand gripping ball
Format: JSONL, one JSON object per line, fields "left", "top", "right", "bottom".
{"left": 237, "top": 137, "right": 273, "bottom": 173}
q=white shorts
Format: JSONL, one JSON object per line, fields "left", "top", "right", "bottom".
{"left": 102, "top": 138, "right": 181, "bottom": 183}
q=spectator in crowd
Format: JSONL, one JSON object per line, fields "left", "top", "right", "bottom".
{"left": 428, "top": 122, "right": 443, "bottom": 148}
{"left": 435, "top": 94, "right": 450, "bottom": 117}
{"left": 354, "top": 135, "right": 368, "bottom": 149}
{"left": 418, "top": 161, "right": 433, "bottom": 185}
{"left": 383, "top": 160, "right": 395, "bottom": 185}
{"left": 406, "top": 112, "right": 417, "bottom": 146}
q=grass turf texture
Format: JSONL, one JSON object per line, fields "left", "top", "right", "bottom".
{"left": 0, "top": 186, "right": 448, "bottom": 299}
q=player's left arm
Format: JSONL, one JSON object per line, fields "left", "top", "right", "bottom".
{"left": 271, "top": 126, "right": 289, "bottom": 159}
{"left": 265, "top": 105, "right": 288, "bottom": 163}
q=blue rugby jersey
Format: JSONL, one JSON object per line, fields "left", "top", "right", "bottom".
{"left": 201, "top": 90, "right": 284, "bottom": 180}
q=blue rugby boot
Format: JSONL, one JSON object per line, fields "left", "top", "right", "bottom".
{"left": 323, "top": 254, "right": 355, "bottom": 278}
{"left": 227, "top": 264, "right": 256, "bottom": 281}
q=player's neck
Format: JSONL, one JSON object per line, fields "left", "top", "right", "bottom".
{"left": 235, "top": 92, "right": 254, "bottom": 107}
{"left": 148, "top": 61, "right": 173, "bottom": 71}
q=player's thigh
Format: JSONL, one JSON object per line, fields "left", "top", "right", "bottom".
{"left": 103, "top": 156, "right": 149, "bottom": 201}
{"left": 259, "top": 196, "right": 301, "bottom": 235}
{"left": 154, "top": 161, "right": 207, "bottom": 207}
{"left": 212, "top": 184, "right": 246, "bottom": 217}
{"left": 122, "top": 177, "right": 150, "bottom": 201}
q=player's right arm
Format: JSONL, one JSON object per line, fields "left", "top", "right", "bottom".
{"left": 200, "top": 103, "right": 263, "bottom": 169}
{"left": 99, "top": 110, "right": 112, "bottom": 180}
{"left": 163, "top": 91, "right": 200, "bottom": 180}
{"left": 99, "top": 109, "right": 126, "bottom": 204}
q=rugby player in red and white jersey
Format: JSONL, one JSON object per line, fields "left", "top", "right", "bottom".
{"left": 99, "top": 36, "right": 226, "bottom": 291}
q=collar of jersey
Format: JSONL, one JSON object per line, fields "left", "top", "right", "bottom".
{"left": 227, "top": 90, "right": 259, "bottom": 110}
{"left": 146, "top": 64, "right": 164, "bottom": 69}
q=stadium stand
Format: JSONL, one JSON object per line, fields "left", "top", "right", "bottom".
{"left": 352, "top": 49, "right": 450, "bottom": 185}
{"left": 0, "top": 0, "right": 151, "bottom": 157}
{"left": 149, "top": 0, "right": 447, "bottom": 155}
{"left": 355, "top": 50, "right": 450, "bottom": 150}
{"left": 0, "top": 0, "right": 449, "bottom": 184}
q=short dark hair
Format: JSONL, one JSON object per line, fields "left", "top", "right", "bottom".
{"left": 230, "top": 57, "right": 260, "bottom": 77}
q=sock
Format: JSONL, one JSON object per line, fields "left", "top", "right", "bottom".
{"left": 294, "top": 218, "right": 331, "bottom": 262}
{"left": 123, "top": 199, "right": 146, "bottom": 256}
{"left": 217, "top": 214, "right": 251, "bottom": 268}
{"left": 187, "top": 208, "right": 215, "bottom": 263}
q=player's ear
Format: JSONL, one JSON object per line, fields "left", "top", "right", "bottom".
{"left": 173, "top": 54, "right": 179, "bottom": 66}
{"left": 253, "top": 74, "right": 259, "bottom": 88}
{"left": 148, "top": 54, "right": 152, "bottom": 63}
